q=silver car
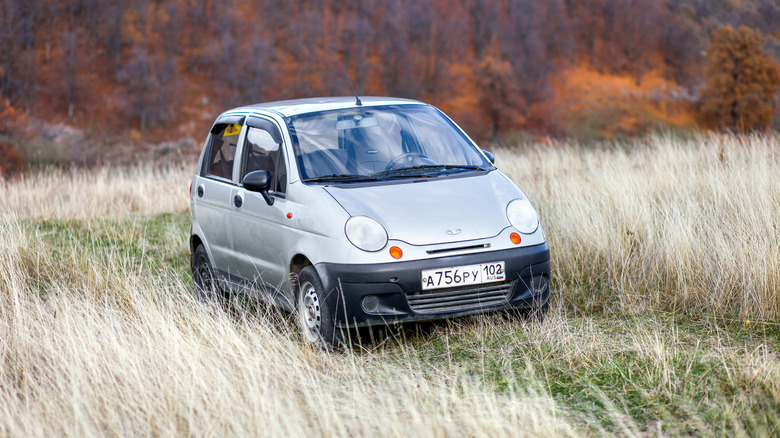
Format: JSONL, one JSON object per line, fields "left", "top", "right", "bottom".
{"left": 189, "top": 97, "right": 550, "bottom": 348}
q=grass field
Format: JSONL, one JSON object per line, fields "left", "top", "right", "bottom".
{"left": 1, "top": 133, "right": 779, "bottom": 436}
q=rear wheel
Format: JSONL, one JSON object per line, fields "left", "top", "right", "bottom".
{"left": 296, "top": 266, "right": 345, "bottom": 350}
{"left": 191, "top": 245, "right": 228, "bottom": 304}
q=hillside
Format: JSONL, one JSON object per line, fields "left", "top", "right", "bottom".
{"left": 1, "top": 0, "right": 780, "bottom": 167}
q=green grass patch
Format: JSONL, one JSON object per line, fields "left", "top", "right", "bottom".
{"left": 23, "top": 212, "right": 191, "bottom": 295}
{"left": 369, "top": 312, "right": 780, "bottom": 436}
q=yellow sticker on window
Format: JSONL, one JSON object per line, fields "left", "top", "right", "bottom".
{"left": 224, "top": 124, "right": 241, "bottom": 136}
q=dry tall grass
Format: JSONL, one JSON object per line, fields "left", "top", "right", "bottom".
{"left": 1, "top": 133, "right": 779, "bottom": 436}
{"left": 0, "top": 164, "right": 191, "bottom": 220}
{"left": 499, "top": 133, "right": 780, "bottom": 321}
{"left": 0, "top": 219, "right": 578, "bottom": 437}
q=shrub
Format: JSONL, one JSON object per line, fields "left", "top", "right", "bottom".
{"left": 0, "top": 142, "right": 25, "bottom": 175}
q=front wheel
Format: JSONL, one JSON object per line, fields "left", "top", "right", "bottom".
{"left": 296, "top": 266, "right": 345, "bottom": 350}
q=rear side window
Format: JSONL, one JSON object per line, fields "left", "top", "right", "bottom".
{"left": 206, "top": 123, "right": 241, "bottom": 180}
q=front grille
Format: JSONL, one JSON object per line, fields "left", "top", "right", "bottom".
{"left": 406, "top": 281, "right": 514, "bottom": 314}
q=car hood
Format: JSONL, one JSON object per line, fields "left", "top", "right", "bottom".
{"left": 324, "top": 170, "right": 524, "bottom": 246}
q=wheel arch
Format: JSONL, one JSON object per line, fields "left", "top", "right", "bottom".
{"left": 289, "top": 253, "right": 313, "bottom": 288}
{"left": 190, "top": 234, "right": 204, "bottom": 253}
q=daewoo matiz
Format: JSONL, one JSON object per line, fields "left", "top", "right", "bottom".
{"left": 190, "top": 97, "right": 550, "bottom": 348}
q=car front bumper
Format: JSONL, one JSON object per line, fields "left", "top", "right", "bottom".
{"left": 314, "top": 243, "right": 550, "bottom": 328}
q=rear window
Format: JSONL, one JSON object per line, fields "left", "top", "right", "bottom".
{"left": 205, "top": 123, "right": 241, "bottom": 180}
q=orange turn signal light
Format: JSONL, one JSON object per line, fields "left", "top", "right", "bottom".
{"left": 389, "top": 246, "right": 403, "bottom": 259}
{"left": 510, "top": 232, "right": 522, "bottom": 245}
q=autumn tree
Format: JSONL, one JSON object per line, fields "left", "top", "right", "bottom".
{"left": 0, "top": 0, "right": 43, "bottom": 112}
{"left": 59, "top": 31, "right": 86, "bottom": 119}
{"left": 659, "top": 15, "right": 701, "bottom": 88}
{"left": 0, "top": 66, "right": 24, "bottom": 174}
{"left": 465, "top": 0, "right": 500, "bottom": 57}
{"left": 476, "top": 39, "right": 524, "bottom": 139}
{"left": 379, "top": 0, "right": 418, "bottom": 98}
{"left": 699, "top": 26, "right": 780, "bottom": 132}
{"left": 120, "top": 45, "right": 179, "bottom": 131}
{"left": 613, "top": 0, "right": 661, "bottom": 85}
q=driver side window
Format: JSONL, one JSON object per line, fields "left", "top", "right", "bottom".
{"left": 241, "top": 126, "right": 287, "bottom": 195}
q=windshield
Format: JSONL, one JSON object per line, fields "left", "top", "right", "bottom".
{"left": 286, "top": 104, "right": 490, "bottom": 182}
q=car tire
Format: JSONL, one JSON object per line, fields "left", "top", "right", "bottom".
{"left": 296, "top": 266, "right": 345, "bottom": 350}
{"left": 191, "top": 244, "right": 228, "bottom": 305}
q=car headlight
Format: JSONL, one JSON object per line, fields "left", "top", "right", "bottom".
{"left": 506, "top": 198, "right": 539, "bottom": 234}
{"left": 345, "top": 216, "right": 388, "bottom": 252}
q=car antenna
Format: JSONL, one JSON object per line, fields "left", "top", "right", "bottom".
{"left": 329, "top": 50, "right": 362, "bottom": 106}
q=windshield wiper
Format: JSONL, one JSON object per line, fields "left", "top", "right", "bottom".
{"left": 303, "top": 174, "right": 378, "bottom": 183}
{"left": 372, "top": 165, "right": 484, "bottom": 178}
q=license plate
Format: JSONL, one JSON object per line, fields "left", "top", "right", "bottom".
{"left": 421, "top": 261, "right": 506, "bottom": 290}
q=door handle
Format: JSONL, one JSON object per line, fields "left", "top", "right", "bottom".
{"left": 197, "top": 185, "right": 204, "bottom": 197}
{"left": 234, "top": 194, "right": 243, "bottom": 208}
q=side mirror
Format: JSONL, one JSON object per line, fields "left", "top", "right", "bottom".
{"left": 483, "top": 150, "right": 495, "bottom": 164}
{"left": 243, "top": 170, "right": 275, "bottom": 205}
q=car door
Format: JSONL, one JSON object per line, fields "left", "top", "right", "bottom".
{"left": 227, "top": 116, "right": 290, "bottom": 291}
{"left": 193, "top": 116, "right": 245, "bottom": 275}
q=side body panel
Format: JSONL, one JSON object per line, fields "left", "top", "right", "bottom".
{"left": 192, "top": 176, "right": 235, "bottom": 271}
{"left": 228, "top": 189, "right": 293, "bottom": 290}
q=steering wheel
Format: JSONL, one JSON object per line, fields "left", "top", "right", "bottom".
{"left": 383, "top": 153, "right": 435, "bottom": 171}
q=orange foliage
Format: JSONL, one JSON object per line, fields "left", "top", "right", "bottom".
{"left": 0, "top": 142, "right": 25, "bottom": 175}
{"left": 474, "top": 40, "right": 525, "bottom": 139}
{"left": 2, "top": 0, "right": 777, "bottom": 145}
{"left": 0, "top": 72, "right": 24, "bottom": 134}
{"left": 549, "top": 65, "right": 696, "bottom": 140}
{"left": 699, "top": 26, "right": 780, "bottom": 132}
{"left": 435, "top": 63, "right": 485, "bottom": 138}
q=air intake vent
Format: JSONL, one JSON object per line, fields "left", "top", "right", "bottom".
{"left": 406, "top": 281, "right": 513, "bottom": 313}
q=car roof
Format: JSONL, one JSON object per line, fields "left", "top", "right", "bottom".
{"left": 225, "top": 96, "right": 427, "bottom": 118}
